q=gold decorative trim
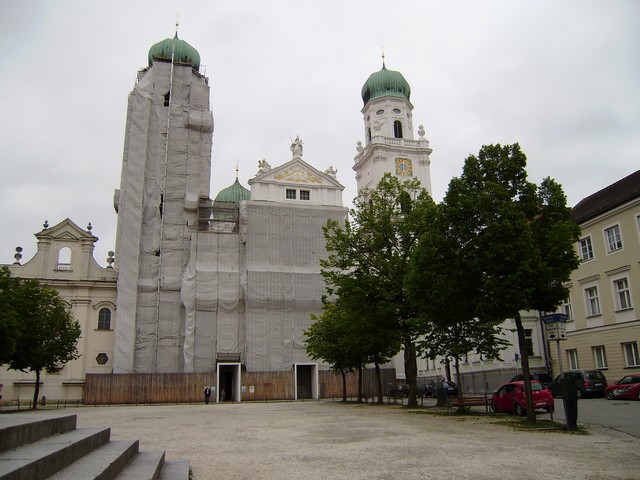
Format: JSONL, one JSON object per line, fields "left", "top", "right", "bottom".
{"left": 274, "top": 166, "right": 321, "bottom": 183}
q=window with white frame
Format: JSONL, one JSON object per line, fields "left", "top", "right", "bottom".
{"left": 613, "top": 278, "right": 632, "bottom": 310}
{"left": 605, "top": 224, "right": 623, "bottom": 253}
{"left": 300, "top": 190, "right": 310, "bottom": 201}
{"left": 623, "top": 342, "right": 640, "bottom": 367}
{"left": 561, "top": 295, "right": 573, "bottom": 320}
{"left": 579, "top": 236, "right": 593, "bottom": 261}
{"left": 567, "top": 349, "right": 579, "bottom": 370}
{"left": 286, "top": 189, "right": 296, "bottom": 200}
{"left": 585, "top": 286, "right": 601, "bottom": 316}
{"left": 592, "top": 345, "right": 608, "bottom": 369}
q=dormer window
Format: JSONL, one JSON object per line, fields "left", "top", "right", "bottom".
{"left": 393, "top": 120, "right": 403, "bottom": 139}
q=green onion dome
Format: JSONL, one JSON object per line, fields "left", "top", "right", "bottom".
{"left": 148, "top": 33, "right": 201, "bottom": 70}
{"left": 214, "top": 179, "right": 251, "bottom": 203}
{"left": 361, "top": 64, "right": 411, "bottom": 106}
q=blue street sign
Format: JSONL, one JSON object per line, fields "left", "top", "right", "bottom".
{"left": 541, "top": 313, "right": 569, "bottom": 324}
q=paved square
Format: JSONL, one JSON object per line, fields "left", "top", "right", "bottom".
{"left": 68, "top": 401, "right": 640, "bottom": 479}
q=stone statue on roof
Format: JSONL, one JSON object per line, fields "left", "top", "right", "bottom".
{"left": 290, "top": 136, "right": 303, "bottom": 159}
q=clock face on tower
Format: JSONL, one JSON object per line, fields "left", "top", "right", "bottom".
{"left": 395, "top": 158, "right": 413, "bottom": 176}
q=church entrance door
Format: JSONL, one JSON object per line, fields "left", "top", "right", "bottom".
{"left": 216, "top": 363, "right": 241, "bottom": 402}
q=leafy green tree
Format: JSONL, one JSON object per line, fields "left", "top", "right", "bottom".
{"left": 306, "top": 302, "right": 361, "bottom": 402}
{"left": 3, "top": 273, "right": 81, "bottom": 409}
{"left": 320, "top": 174, "right": 434, "bottom": 406}
{"left": 409, "top": 192, "right": 509, "bottom": 401}
{"left": 443, "top": 144, "right": 580, "bottom": 422}
{"left": 0, "top": 267, "right": 20, "bottom": 365}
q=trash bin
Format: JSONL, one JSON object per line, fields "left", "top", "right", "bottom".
{"left": 561, "top": 377, "right": 578, "bottom": 430}
{"left": 436, "top": 386, "right": 448, "bottom": 407}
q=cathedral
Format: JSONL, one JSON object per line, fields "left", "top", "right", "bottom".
{"left": 1, "top": 32, "right": 433, "bottom": 403}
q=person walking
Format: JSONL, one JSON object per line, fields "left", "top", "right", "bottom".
{"left": 204, "top": 386, "right": 211, "bottom": 404}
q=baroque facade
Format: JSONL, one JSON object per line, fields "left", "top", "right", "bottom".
{"left": 0, "top": 34, "right": 432, "bottom": 403}
{"left": 1, "top": 219, "right": 117, "bottom": 402}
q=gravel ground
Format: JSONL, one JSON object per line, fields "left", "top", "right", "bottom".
{"left": 68, "top": 401, "right": 640, "bottom": 480}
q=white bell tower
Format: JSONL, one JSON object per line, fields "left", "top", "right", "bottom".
{"left": 353, "top": 60, "right": 433, "bottom": 194}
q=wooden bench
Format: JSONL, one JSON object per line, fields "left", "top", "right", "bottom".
{"left": 447, "top": 394, "right": 491, "bottom": 412}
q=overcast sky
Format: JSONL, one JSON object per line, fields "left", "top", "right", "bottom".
{"left": 1, "top": 1, "right": 638, "bottom": 266}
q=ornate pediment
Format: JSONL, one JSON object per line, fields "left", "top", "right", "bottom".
{"left": 274, "top": 164, "right": 322, "bottom": 184}
{"left": 250, "top": 158, "right": 343, "bottom": 189}
{"left": 36, "top": 218, "right": 97, "bottom": 242}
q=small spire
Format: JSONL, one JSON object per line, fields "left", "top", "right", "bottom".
{"left": 175, "top": 14, "right": 180, "bottom": 37}
{"left": 235, "top": 159, "right": 239, "bottom": 179}
{"left": 381, "top": 46, "right": 386, "bottom": 68}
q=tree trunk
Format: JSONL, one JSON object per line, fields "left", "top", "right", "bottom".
{"left": 454, "top": 358, "right": 463, "bottom": 406}
{"left": 374, "top": 355, "right": 384, "bottom": 404}
{"left": 515, "top": 313, "right": 536, "bottom": 423}
{"left": 32, "top": 369, "right": 41, "bottom": 410}
{"left": 445, "top": 358, "right": 452, "bottom": 382}
{"left": 341, "top": 369, "right": 347, "bottom": 402}
{"left": 403, "top": 333, "right": 419, "bottom": 407}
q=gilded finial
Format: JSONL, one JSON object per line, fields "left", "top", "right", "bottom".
{"left": 381, "top": 46, "right": 385, "bottom": 68}
{"left": 235, "top": 160, "right": 239, "bottom": 179}
{"left": 175, "top": 14, "right": 180, "bottom": 36}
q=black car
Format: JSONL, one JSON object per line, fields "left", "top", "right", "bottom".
{"left": 548, "top": 370, "right": 608, "bottom": 398}
{"left": 510, "top": 373, "right": 553, "bottom": 387}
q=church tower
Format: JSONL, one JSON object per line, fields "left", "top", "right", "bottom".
{"left": 113, "top": 33, "right": 214, "bottom": 373}
{"left": 353, "top": 61, "right": 433, "bottom": 194}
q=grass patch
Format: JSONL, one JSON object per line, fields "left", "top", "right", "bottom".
{"left": 406, "top": 406, "right": 589, "bottom": 434}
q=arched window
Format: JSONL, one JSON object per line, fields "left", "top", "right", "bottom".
{"left": 57, "top": 247, "right": 72, "bottom": 270}
{"left": 98, "top": 308, "right": 111, "bottom": 330}
{"left": 393, "top": 120, "right": 403, "bottom": 139}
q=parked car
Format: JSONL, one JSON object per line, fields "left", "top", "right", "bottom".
{"left": 490, "top": 380, "right": 554, "bottom": 415}
{"left": 548, "top": 370, "right": 607, "bottom": 398}
{"left": 510, "top": 373, "right": 553, "bottom": 387}
{"left": 604, "top": 375, "right": 640, "bottom": 400}
{"left": 431, "top": 381, "right": 458, "bottom": 397}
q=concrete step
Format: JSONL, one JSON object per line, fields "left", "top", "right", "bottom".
{"left": 0, "top": 426, "right": 110, "bottom": 480}
{"left": 158, "top": 460, "right": 190, "bottom": 480}
{"left": 0, "top": 414, "right": 77, "bottom": 452}
{"left": 115, "top": 449, "right": 164, "bottom": 480}
{"left": 46, "top": 439, "right": 139, "bottom": 480}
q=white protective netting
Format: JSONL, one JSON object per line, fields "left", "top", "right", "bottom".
{"left": 243, "top": 202, "right": 346, "bottom": 371}
{"left": 114, "top": 59, "right": 213, "bottom": 373}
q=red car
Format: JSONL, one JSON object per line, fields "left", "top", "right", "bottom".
{"left": 491, "top": 380, "right": 555, "bottom": 415}
{"left": 604, "top": 375, "right": 640, "bottom": 400}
